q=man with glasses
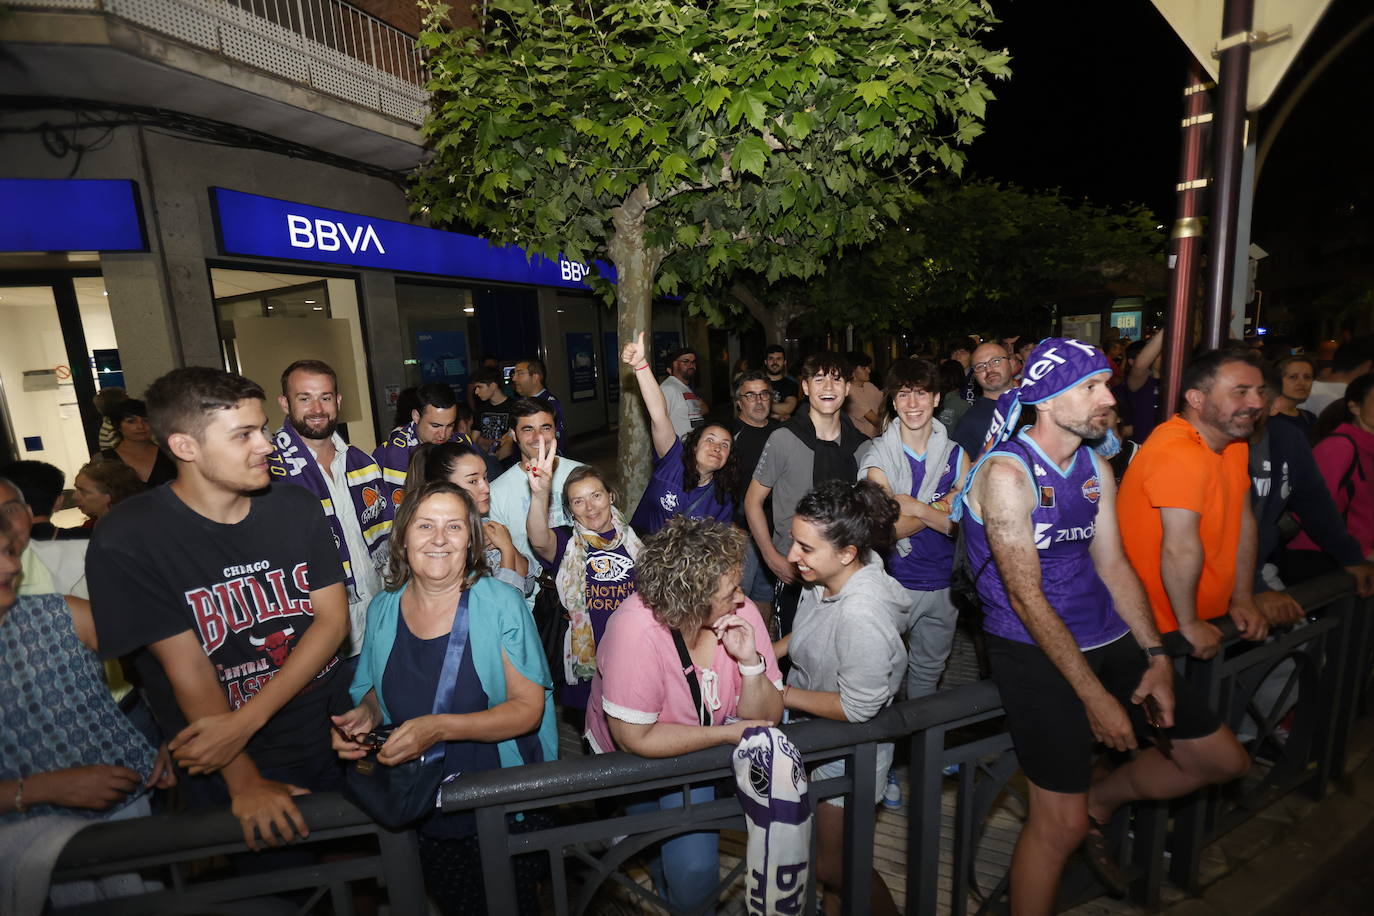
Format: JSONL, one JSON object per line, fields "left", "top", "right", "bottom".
{"left": 733, "top": 371, "right": 781, "bottom": 623}
{"left": 661, "top": 347, "right": 708, "bottom": 437}
{"left": 953, "top": 341, "right": 1019, "bottom": 461}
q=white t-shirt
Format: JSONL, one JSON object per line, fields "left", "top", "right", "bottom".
{"left": 660, "top": 375, "right": 705, "bottom": 437}
{"left": 1301, "top": 379, "right": 1347, "bottom": 418}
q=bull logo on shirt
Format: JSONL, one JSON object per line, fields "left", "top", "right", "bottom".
{"left": 249, "top": 626, "right": 295, "bottom": 666}
{"left": 1081, "top": 476, "right": 1101, "bottom": 503}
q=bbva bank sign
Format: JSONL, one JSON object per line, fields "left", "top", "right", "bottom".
{"left": 212, "top": 188, "right": 614, "bottom": 290}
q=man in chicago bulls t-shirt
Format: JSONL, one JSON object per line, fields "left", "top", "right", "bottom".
{"left": 88, "top": 367, "right": 349, "bottom": 851}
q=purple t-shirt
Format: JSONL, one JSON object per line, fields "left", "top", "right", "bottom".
{"left": 1119, "top": 377, "right": 1160, "bottom": 444}
{"left": 964, "top": 433, "right": 1128, "bottom": 648}
{"left": 888, "top": 447, "right": 962, "bottom": 591}
{"left": 629, "top": 437, "right": 733, "bottom": 535}
{"left": 540, "top": 526, "right": 636, "bottom": 709}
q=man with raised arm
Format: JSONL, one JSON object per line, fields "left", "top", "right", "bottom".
{"left": 487, "top": 398, "right": 586, "bottom": 607}
{"left": 87, "top": 367, "right": 350, "bottom": 851}
{"left": 959, "top": 339, "right": 1247, "bottom": 915}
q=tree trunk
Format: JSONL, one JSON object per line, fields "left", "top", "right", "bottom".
{"left": 732, "top": 281, "right": 799, "bottom": 346}
{"left": 607, "top": 187, "right": 663, "bottom": 512}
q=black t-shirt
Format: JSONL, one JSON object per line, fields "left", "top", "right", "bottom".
{"left": 476, "top": 400, "right": 513, "bottom": 447}
{"left": 733, "top": 419, "right": 779, "bottom": 527}
{"left": 769, "top": 376, "right": 799, "bottom": 409}
{"left": 87, "top": 483, "right": 346, "bottom": 769}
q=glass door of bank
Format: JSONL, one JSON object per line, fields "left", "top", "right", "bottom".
{"left": 0, "top": 274, "right": 120, "bottom": 484}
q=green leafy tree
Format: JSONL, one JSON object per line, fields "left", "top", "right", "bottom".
{"left": 736, "top": 182, "right": 1166, "bottom": 343}
{"left": 413, "top": 0, "right": 1009, "bottom": 496}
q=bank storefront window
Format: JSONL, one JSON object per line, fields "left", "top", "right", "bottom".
{"left": 210, "top": 267, "right": 379, "bottom": 452}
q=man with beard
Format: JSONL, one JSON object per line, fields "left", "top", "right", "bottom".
{"left": 764, "top": 345, "right": 800, "bottom": 422}
{"left": 959, "top": 339, "right": 1248, "bottom": 913}
{"left": 269, "top": 360, "right": 392, "bottom": 659}
{"left": 1119, "top": 348, "right": 1270, "bottom": 660}
{"left": 953, "top": 341, "right": 1019, "bottom": 460}
{"left": 660, "top": 346, "right": 708, "bottom": 437}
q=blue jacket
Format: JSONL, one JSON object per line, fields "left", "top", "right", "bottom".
{"left": 349, "top": 576, "right": 558, "bottom": 768}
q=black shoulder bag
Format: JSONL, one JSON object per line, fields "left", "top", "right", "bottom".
{"left": 344, "top": 588, "right": 472, "bottom": 830}
{"left": 671, "top": 629, "right": 712, "bottom": 727}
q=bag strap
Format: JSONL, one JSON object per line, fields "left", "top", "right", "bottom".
{"left": 670, "top": 628, "right": 712, "bottom": 727}
{"left": 680, "top": 482, "right": 717, "bottom": 519}
{"left": 424, "top": 588, "right": 473, "bottom": 762}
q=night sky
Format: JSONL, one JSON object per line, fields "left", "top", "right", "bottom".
{"left": 965, "top": 0, "right": 1374, "bottom": 239}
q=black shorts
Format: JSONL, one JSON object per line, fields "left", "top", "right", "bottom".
{"left": 987, "top": 631, "right": 1223, "bottom": 794}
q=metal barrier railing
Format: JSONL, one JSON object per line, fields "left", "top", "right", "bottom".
{"left": 49, "top": 572, "right": 1369, "bottom": 915}
{"left": 7, "top": 0, "right": 428, "bottom": 124}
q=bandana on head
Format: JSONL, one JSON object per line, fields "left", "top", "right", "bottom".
{"left": 980, "top": 337, "right": 1121, "bottom": 458}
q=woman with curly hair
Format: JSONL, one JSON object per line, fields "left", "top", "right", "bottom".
{"left": 586, "top": 515, "right": 782, "bottom": 911}
{"left": 72, "top": 459, "right": 146, "bottom": 527}
{"left": 778, "top": 479, "right": 907, "bottom": 916}
{"left": 621, "top": 332, "right": 739, "bottom": 535}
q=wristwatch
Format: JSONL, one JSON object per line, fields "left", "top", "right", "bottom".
{"left": 1145, "top": 645, "right": 1169, "bottom": 658}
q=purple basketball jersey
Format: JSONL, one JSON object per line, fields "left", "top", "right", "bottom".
{"left": 964, "top": 432, "right": 1128, "bottom": 648}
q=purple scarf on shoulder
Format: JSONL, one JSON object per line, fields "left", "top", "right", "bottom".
{"left": 268, "top": 423, "right": 393, "bottom": 595}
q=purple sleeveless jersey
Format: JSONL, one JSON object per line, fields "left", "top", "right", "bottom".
{"left": 964, "top": 432, "right": 1129, "bottom": 648}
{"left": 889, "top": 449, "right": 961, "bottom": 591}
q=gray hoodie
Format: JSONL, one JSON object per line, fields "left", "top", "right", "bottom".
{"left": 787, "top": 554, "right": 909, "bottom": 723}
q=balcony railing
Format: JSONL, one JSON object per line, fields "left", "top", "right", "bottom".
{"left": 10, "top": 0, "right": 429, "bottom": 124}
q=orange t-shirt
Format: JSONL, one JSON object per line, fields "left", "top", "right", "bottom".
{"left": 1117, "top": 416, "right": 1250, "bottom": 634}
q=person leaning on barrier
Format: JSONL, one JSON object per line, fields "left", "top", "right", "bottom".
{"left": 775, "top": 479, "right": 908, "bottom": 916}
{"left": 0, "top": 516, "right": 176, "bottom": 906}
{"left": 333, "top": 481, "right": 556, "bottom": 916}
{"left": 585, "top": 515, "right": 781, "bottom": 913}
{"left": 959, "top": 338, "right": 1248, "bottom": 915}
{"left": 1118, "top": 348, "right": 1271, "bottom": 660}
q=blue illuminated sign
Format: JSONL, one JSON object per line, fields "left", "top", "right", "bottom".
{"left": 0, "top": 179, "right": 147, "bottom": 252}
{"left": 211, "top": 188, "right": 615, "bottom": 290}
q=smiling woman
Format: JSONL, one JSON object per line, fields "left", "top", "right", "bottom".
{"left": 337, "top": 480, "right": 557, "bottom": 914}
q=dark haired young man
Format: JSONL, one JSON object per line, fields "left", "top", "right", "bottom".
{"left": 270, "top": 360, "right": 392, "bottom": 660}
{"left": 745, "top": 352, "right": 867, "bottom": 633}
{"left": 488, "top": 397, "right": 585, "bottom": 607}
{"left": 511, "top": 357, "right": 566, "bottom": 440}
{"left": 372, "top": 380, "right": 460, "bottom": 505}
{"left": 87, "top": 367, "right": 349, "bottom": 851}
{"left": 763, "top": 345, "right": 799, "bottom": 423}
{"left": 472, "top": 367, "right": 516, "bottom": 463}
{"left": 859, "top": 359, "right": 969, "bottom": 698}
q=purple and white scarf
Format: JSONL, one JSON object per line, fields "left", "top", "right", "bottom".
{"left": 268, "top": 423, "right": 393, "bottom": 594}
{"left": 734, "top": 726, "right": 812, "bottom": 915}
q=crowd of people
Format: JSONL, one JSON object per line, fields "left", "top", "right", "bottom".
{"left": 2, "top": 326, "right": 1372, "bottom": 916}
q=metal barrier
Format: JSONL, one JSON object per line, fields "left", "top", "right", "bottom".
{"left": 48, "top": 572, "right": 1370, "bottom": 915}
{"left": 8, "top": 0, "right": 428, "bottom": 124}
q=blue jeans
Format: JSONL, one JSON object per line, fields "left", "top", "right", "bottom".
{"left": 625, "top": 785, "right": 720, "bottom": 913}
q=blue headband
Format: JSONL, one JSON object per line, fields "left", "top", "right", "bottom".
{"left": 980, "top": 337, "right": 1120, "bottom": 457}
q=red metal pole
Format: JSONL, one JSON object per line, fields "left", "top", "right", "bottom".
{"left": 1160, "top": 62, "right": 1212, "bottom": 422}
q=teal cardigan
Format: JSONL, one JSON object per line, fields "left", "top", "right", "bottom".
{"left": 349, "top": 576, "right": 559, "bottom": 768}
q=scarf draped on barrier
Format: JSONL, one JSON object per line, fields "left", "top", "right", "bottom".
{"left": 858, "top": 417, "right": 957, "bottom": 558}
{"left": 733, "top": 726, "right": 812, "bottom": 915}
{"left": 954, "top": 337, "right": 1119, "bottom": 522}
{"left": 268, "top": 424, "right": 393, "bottom": 594}
{"left": 555, "top": 508, "right": 642, "bottom": 683}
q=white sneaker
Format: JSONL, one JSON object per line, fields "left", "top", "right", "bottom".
{"left": 882, "top": 772, "right": 902, "bottom": 809}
